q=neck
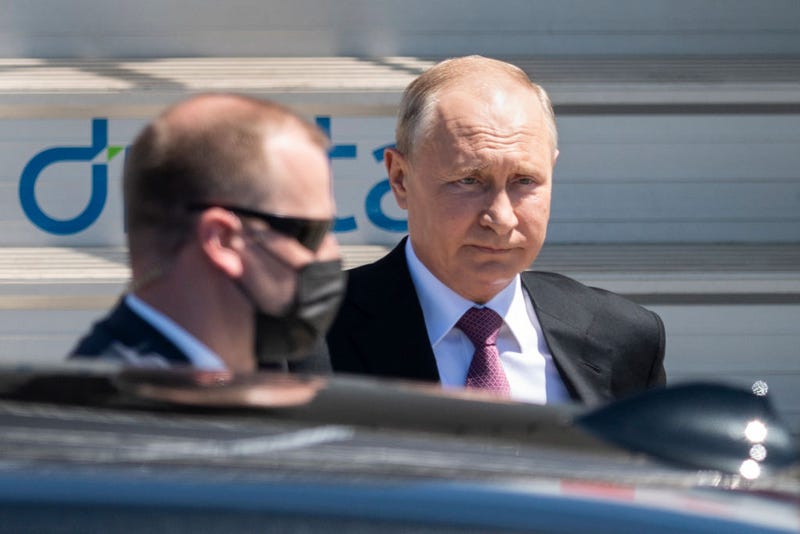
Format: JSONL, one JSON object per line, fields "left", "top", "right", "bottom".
{"left": 134, "top": 257, "right": 257, "bottom": 374}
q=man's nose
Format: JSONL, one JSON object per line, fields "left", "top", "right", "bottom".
{"left": 481, "top": 188, "right": 518, "bottom": 233}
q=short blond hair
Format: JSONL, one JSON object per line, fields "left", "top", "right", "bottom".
{"left": 395, "top": 56, "right": 558, "bottom": 158}
{"left": 124, "top": 93, "right": 328, "bottom": 261}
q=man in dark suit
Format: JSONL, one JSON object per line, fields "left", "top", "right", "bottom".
{"left": 71, "top": 93, "right": 344, "bottom": 373}
{"left": 327, "top": 56, "right": 665, "bottom": 404}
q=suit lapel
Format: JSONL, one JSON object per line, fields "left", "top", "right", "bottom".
{"left": 521, "top": 272, "right": 609, "bottom": 404}
{"left": 348, "top": 240, "right": 440, "bottom": 381}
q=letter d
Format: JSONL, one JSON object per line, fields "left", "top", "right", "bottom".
{"left": 19, "top": 118, "right": 108, "bottom": 235}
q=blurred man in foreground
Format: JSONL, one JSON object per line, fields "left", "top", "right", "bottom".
{"left": 71, "top": 93, "right": 343, "bottom": 373}
{"left": 327, "top": 56, "right": 665, "bottom": 404}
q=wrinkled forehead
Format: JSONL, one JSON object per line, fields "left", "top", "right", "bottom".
{"left": 438, "top": 83, "right": 542, "bottom": 123}
{"left": 419, "top": 82, "right": 552, "bottom": 150}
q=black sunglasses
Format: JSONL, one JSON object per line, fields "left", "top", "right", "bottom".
{"left": 188, "top": 203, "right": 333, "bottom": 252}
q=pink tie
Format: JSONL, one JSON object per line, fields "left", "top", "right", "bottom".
{"left": 457, "top": 307, "right": 510, "bottom": 394}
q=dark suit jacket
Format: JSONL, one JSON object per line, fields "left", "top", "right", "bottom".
{"left": 70, "top": 298, "right": 332, "bottom": 374}
{"left": 326, "top": 239, "right": 666, "bottom": 405}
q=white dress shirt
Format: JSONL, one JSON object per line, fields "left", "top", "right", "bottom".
{"left": 405, "top": 240, "right": 570, "bottom": 404}
{"left": 125, "top": 293, "right": 227, "bottom": 371}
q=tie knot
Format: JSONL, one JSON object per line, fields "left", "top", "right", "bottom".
{"left": 456, "top": 307, "right": 503, "bottom": 347}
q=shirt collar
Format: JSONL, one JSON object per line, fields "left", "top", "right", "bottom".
{"left": 404, "top": 239, "right": 523, "bottom": 346}
{"left": 125, "top": 293, "right": 227, "bottom": 371}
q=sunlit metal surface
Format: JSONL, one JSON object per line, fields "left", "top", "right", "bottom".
{"left": 745, "top": 420, "right": 768, "bottom": 443}
{"left": 0, "top": 396, "right": 797, "bottom": 532}
{"left": 749, "top": 444, "right": 768, "bottom": 462}
{"left": 0, "top": 366, "right": 797, "bottom": 532}
{"left": 752, "top": 380, "right": 770, "bottom": 397}
{"left": 739, "top": 459, "right": 762, "bottom": 480}
{"left": 576, "top": 383, "right": 797, "bottom": 478}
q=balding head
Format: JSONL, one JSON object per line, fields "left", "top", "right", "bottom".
{"left": 124, "top": 93, "right": 328, "bottom": 262}
{"left": 395, "top": 56, "right": 557, "bottom": 160}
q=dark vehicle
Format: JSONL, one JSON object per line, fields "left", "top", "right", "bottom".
{"left": 0, "top": 364, "right": 797, "bottom": 533}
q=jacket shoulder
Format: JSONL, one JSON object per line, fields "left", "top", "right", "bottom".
{"left": 523, "top": 270, "right": 651, "bottom": 318}
{"left": 69, "top": 307, "right": 120, "bottom": 358}
{"left": 69, "top": 299, "right": 188, "bottom": 366}
{"left": 523, "top": 270, "right": 667, "bottom": 392}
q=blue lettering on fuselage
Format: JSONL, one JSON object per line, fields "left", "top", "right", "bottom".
{"left": 18, "top": 117, "right": 408, "bottom": 236}
{"left": 19, "top": 119, "right": 108, "bottom": 235}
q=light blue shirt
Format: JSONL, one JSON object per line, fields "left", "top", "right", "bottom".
{"left": 125, "top": 293, "right": 227, "bottom": 371}
{"left": 405, "top": 239, "right": 570, "bottom": 404}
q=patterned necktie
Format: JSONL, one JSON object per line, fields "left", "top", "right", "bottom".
{"left": 456, "top": 307, "right": 510, "bottom": 394}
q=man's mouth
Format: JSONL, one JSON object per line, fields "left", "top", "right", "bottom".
{"left": 468, "top": 244, "right": 513, "bottom": 254}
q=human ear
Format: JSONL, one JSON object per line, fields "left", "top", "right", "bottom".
{"left": 385, "top": 147, "right": 409, "bottom": 210}
{"left": 197, "top": 208, "right": 245, "bottom": 278}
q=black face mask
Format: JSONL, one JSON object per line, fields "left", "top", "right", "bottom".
{"left": 250, "top": 258, "right": 345, "bottom": 365}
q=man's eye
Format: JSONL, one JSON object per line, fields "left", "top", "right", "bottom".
{"left": 458, "top": 177, "right": 479, "bottom": 185}
{"left": 515, "top": 176, "right": 537, "bottom": 186}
